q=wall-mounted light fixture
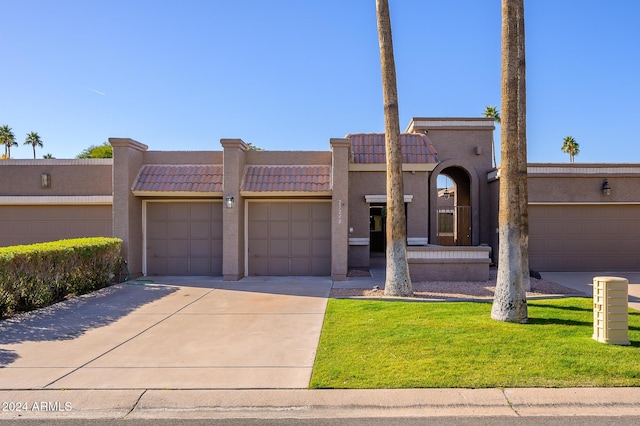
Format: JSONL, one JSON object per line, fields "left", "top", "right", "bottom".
{"left": 41, "top": 173, "right": 51, "bottom": 189}
{"left": 442, "top": 175, "right": 451, "bottom": 200}
{"left": 225, "top": 195, "right": 235, "bottom": 208}
{"left": 601, "top": 179, "right": 611, "bottom": 196}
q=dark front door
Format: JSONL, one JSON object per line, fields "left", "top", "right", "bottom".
{"left": 437, "top": 206, "right": 471, "bottom": 246}
{"left": 369, "top": 204, "right": 386, "bottom": 253}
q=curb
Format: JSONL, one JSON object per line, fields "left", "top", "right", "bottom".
{"left": 2, "top": 388, "right": 640, "bottom": 420}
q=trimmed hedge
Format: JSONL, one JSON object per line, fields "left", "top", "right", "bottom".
{"left": 0, "top": 237, "right": 122, "bottom": 318}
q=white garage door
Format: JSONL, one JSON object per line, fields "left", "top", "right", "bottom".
{"left": 529, "top": 204, "right": 640, "bottom": 271}
{"left": 248, "top": 201, "right": 331, "bottom": 276}
{"left": 145, "top": 201, "right": 223, "bottom": 276}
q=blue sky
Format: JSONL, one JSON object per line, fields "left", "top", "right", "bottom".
{"left": 2, "top": 0, "right": 639, "bottom": 162}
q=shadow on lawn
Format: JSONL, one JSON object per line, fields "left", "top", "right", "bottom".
{"left": 528, "top": 302, "right": 640, "bottom": 333}
{"left": 526, "top": 317, "right": 591, "bottom": 327}
{"left": 528, "top": 301, "right": 592, "bottom": 313}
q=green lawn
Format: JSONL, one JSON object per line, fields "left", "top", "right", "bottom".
{"left": 310, "top": 297, "right": 640, "bottom": 389}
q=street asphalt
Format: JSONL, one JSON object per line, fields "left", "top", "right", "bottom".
{"left": 1, "top": 270, "right": 639, "bottom": 420}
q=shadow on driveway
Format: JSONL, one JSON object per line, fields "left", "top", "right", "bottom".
{"left": 0, "top": 283, "right": 177, "bottom": 346}
{"left": 0, "top": 349, "right": 18, "bottom": 366}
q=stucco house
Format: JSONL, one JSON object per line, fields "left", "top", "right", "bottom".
{"left": 1, "top": 116, "right": 638, "bottom": 281}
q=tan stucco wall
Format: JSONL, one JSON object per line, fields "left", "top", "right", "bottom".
{"left": 420, "top": 128, "right": 494, "bottom": 173}
{"left": 409, "top": 119, "right": 495, "bottom": 249}
{"left": 0, "top": 160, "right": 112, "bottom": 196}
{"left": 347, "top": 170, "right": 430, "bottom": 268}
{"left": 221, "top": 139, "right": 247, "bottom": 281}
{"left": 246, "top": 150, "right": 331, "bottom": 165}
{"left": 528, "top": 164, "right": 640, "bottom": 203}
{"left": 143, "top": 151, "right": 223, "bottom": 164}
{"left": 487, "top": 175, "right": 500, "bottom": 265}
{"left": 111, "top": 138, "right": 147, "bottom": 277}
{"left": 0, "top": 205, "right": 112, "bottom": 247}
{"left": 330, "top": 139, "right": 351, "bottom": 280}
{"left": 490, "top": 163, "right": 640, "bottom": 270}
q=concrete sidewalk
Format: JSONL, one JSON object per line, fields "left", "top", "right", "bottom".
{"left": 1, "top": 388, "right": 639, "bottom": 419}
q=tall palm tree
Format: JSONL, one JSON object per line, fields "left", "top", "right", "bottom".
{"left": 483, "top": 105, "right": 501, "bottom": 167}
{"left": 376, "top": 0, "right": 412, "bottom": 297}
{"left": 0, "top": 125, "right": 17, "bottom": 159}
{"left": 561, "top": 136, "right": 579, "bottom": 163}
{"left": 491, "top": 0, "right": 529, "bottom": 323}
{"left": 24, "top": 132, "right": 43, "bottom": 159}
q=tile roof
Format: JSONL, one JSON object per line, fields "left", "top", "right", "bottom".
{"left": 132, "top": 165, "right": 223, "bottom": 193}
{"left": 348, "top": 133, "right": 439, "bottom": 164}
{"left": 242, "top": 165, "right": 332, "bottom": 193}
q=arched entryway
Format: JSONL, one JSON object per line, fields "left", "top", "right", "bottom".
{"left": 431, "top": 163, "right": 478, "bottom": 246}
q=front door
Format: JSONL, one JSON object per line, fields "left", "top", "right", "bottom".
{"left": 437, "top": 206, "right": 471, "bottom": 246}
{"left": 456, "top": 206, "right": 471, "bottom": 246}
{"left": 369, "top": 204, "right": 386, "bottom": 253}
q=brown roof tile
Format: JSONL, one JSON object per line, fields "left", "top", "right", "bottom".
{"left": 348, "top": 133, "right": 439, "bottom": 164}
{"left": 242, "top": 165, "right": 332, "bottom": 193}
{"left": 132, "top": 165, "right": 223, "bottom": 193}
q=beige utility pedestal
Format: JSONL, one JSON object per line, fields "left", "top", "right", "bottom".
{"left": 592, "top": 276, "right": 630, "bottom": 345}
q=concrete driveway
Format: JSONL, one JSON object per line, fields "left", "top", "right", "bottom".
{"left": 541, "top": 271, "right": 640, "bottom": 311}
{"left": 0, "top": 276, "right": 332, "bottom": 390}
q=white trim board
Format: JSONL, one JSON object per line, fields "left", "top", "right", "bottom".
{"left": 0, "top": 195, "right": 113, "bottom": 205}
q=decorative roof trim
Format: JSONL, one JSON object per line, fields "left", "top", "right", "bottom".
{"left": 406, "top": 118, "right": 495, "bottom": 132}
{"left": 407, "top": 245, "right": 491, "bottom": 260}
{"left": 0, "top": 195, "right": 113, "bottom": 205}
{"left": 132, "top": 191, "right": 222, "bottom": 197}
{"left": 528, "top": 165, "right": 640, "bottom": 175}
{"left": 349, "top": 163, "right": 437, "bottom": 172}
{"left": 241, "top": 165, "right": 332, "bottom": 193}
{"left": 240, "top": 191, "right": 332, "bottom": 197}
{"left": 489, "top": 165, "right": 640, "bottom": 181}
{"left": 0, "top": 159, "right": 112, "bottom": 166}
{"left": 365, "top": 195, "right": 414, "bottom": 203}
{"left": 348, "top": 238, "right": 370, "bottom": 246}
{"left": 348, "top": 133, "right": 439, "bottom": 164}
{"left": 131, "top": 164, "right": 223, "bottom": 194}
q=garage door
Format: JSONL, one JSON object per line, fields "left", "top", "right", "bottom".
{"left": 248, "top": 201, "right": 331, "bottom": 276}
{"left": 0, "top": 205, "right": 112, "bottom": 247}
{"left": 146, "top": 201, "right": 223, "bottom": 276}
{"left": 529, "top": 205, "right": 640, "bottom": 271}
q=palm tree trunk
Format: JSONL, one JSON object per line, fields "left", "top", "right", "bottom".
{"left": 491, "top": 0, "right": 529, "bottom": 323}
{"left": 376, "top": 0, "right": 412, "bottom": 297}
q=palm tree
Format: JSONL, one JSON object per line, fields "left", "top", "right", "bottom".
{"left": 491, "top": 0, "right": 529, "bottom": 323}
{"left": 42, "top": 153, "right": 55, "bottom": 159}
{"left": 24, "top": 132, "right": 43, "bottom": 159}
{"left": 561, "top": 136, "right": 579, "bottom": 163}
{"left": 0, "top": 125, "right": 17, "bottom": 159}
{"left": 483, "top": 105, "right": 501, "bottom": 167}
{"left": 483, "top": 105, "right": 501, "bottom": 123}
{"left": 376, "top": 0, "right": 412, "bottom": 297}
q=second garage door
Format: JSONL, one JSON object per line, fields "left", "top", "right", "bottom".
{"left": 248, "top": 201, "right": 331, "bottom": 276}
{"left": 529, "top": 204, "right": 640, "bottom": 271}
{"left": 146, "top": 201, "right": 223, "bottom": 276}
